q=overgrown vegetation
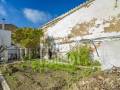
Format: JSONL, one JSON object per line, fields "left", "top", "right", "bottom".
{"left": 0, "top": 60, "right": 101, "bottom": 90}
{"left": 12, "top": 28, "right": 43, "bottom": 48}
{"left": 31, "top": 60, "right": 77, "bottom": 73}
{"left": 67, "top": 45, "right": 101, "bottom": 66}
{"left": 12, "top": 28, "right": 43, "bottom": 59}
{"left": 0, "top": 42, "right": 101, "bottom": 90}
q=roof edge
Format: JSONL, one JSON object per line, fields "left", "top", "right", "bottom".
{"left": 40, "top": 0, "right": 95, "bottom": 30}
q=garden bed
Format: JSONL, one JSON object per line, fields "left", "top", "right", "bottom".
{"left": 0, "top": 60, "right": 101, "bottom": 90}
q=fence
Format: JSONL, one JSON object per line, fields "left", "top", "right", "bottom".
{"left": 0, "top": 42, "right": 99, "bottom": 65}
{"left": 1, "top": 35, "right": 120, "bottom": 66}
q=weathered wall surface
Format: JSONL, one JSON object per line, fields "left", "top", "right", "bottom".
{"left": 45, "top": 0, "right": 120, "bottom": 39}
{"left": 42, "top": 0, "right": 120, "bottom": 69}
{"left": 98, "top": 40, "right": 120, "bottom": 69}
{"left": 0, "top": 30, "right": 11, "bottom": 47}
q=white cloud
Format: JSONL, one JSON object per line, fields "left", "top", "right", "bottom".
{"left": 0, "top": 5, "right": 7, "bottom": 16}
{"left": 23, "top": 8, "right": 52, "bottom": 23}
{"left": 1, "top": 0, "right": 6, "bottom": 3}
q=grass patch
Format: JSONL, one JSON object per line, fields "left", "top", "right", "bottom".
{"left": 67, "top": 45, "right": 101, "bottom": 66}
{"left": 30, "top": 60, "right": 77, "bottom": 73}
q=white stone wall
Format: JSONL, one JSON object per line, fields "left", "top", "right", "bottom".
{"left": 98, "top": 40, "right": 120, "bottom": 69}
{"left": 43, "top": 0, "right": 120, "bottom": 69}
{"left": 45, "top": 0, "right": 120, "bottom": 38}
{"left": 0, "top": 30, "right": 11, "bottom": 47}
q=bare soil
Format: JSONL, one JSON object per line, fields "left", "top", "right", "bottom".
{"left": 1, "top": 64, "right": 98, "bottom": 90}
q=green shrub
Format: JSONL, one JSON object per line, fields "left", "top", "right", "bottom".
{"left": 31, "top": 61, "right": 41, "bottom": 72}
{"left": 91, "top": 60, "right": 101, "bottom": 66}
{"left": 20, "top": 63, "right": 27, "bottom": 70}
{"left": 67, "top": 45, "right": 100, "bottom": 66}
{"left": 67, "top": 45, "right": 91, "bottom": 65}
{"left": 30, "top": 60, "right": 77, "bottom": 73}
{"left": 23, "top": 55, "right": 30, "bottom": 60}
{"left": 31, "top": 60, "right": 46, "bottom": 72}
{"left": 47, "top": 63, "right": 76, "bottom": 73}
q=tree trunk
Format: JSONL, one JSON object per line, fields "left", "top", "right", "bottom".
{"left": 20, "top": 48, "right": 23, "bottom": 61}
{"left": 28, "top": 48, "right": 31, "bottom": 60}
{"left": 40, "top": 44, "right": 43, "bottom": 59}
{"left": 25, "top": 48, "right": 28, "bottom": 57}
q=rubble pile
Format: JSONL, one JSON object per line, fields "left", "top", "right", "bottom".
{"left": 70, "top": 67, "right": 120, "bottom": 90}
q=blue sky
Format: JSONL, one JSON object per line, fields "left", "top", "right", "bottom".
{"left": 0, "top": 0, "right": 86, "bottom": 28}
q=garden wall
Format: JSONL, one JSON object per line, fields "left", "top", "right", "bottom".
{"left": 98, "top": 39, "right": 120, "bottom": 69}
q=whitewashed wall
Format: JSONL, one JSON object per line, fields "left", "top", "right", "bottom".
{"left": 45, "top": 0, "right": 120, "bottom": 38}
{"left": 97, "top": 40, "right": 120, "bottom": 69}
{"left": 42, "top": 0, "right": 120, "bottom": 69}
{"left": 0, "top": 30, "right": 11, "bottom": 47}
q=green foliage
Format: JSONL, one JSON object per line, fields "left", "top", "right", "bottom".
{"left": 30, "top": 60, "right": 77, "bottom": 73}
{"left": 91, "top": 60, "right": 101, "bottom": 66}
{"left": 12, "top": 28, "right": 43, "bottom": 60}
{"left": 68, "top": 45, "right": 91, "bottom": 66}
{"left": 31, "top": 60, "right": 45, "bottom": 72}
{"left": 20, "top": 63, "right": 27, "bottom": 70}
{"left": 23, "top": 55, "right": 30, "bottom": 61}
{"left": 31, "top": 61, "right": 41, "bottom": 72}
{"left": 46, "top": 63, "right": 77, "bottom": 73}
{"left": 12, "top": 28, "right": 43, "bottom": 48}
{"left": 67, "top": 45, "right": 101, "bottom": 66}
{"left": 0, "top": 60, "right": 101, "bottom": 90}
{"left": 79, "top": 68, "right": 96, "bottom": 78}
{"left": 30, "top": 59, "right": 101, "bottom": 73}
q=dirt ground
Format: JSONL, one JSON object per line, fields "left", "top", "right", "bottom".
{"left": 70, "top": 67, "right": 120, "bottom": 90}
{"left": 6, "top": 70, "right": 84, "bottom": 90}
{"left": 2, "top": 64, "right": 97, "bottom": 90}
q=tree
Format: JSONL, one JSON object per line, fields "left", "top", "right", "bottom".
{"left": 12, "top": 28, "right": 43, "bottom": 59}
{"left": 44, "top": 36, "right": 55, "bottom": 59}
{"left": 115, "top": 0, "right": 118, "bottom": 8}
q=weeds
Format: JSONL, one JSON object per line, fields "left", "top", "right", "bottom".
{"left": 30, "top": 60, "right": 77, "bottom": 73}
{"left": 67, "top": 45, "right": 101, "bottom": 66}
{"left": 0, "top": 60, "right": 101, "bottom": 90}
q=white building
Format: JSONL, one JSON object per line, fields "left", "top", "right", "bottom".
{"left": 0, "top": 29, "right": 11, "bottom": 61}
{"left": 41, "top": 0, "right": 120, "bottom": 69}
{"left": 0, "top": 30, "right": 11, "bottom": 47}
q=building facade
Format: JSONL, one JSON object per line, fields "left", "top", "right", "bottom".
{"left": 41, "top": 0, "right": 120, "bottom": 69}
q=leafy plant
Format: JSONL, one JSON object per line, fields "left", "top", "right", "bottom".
{"left": 91, "top": 60, "right": 101, "bottom": 66}
{"left": 67, "top": 45, "right": 100, "bottom": 66}
{"left": 23, "top": 55, "right": 30, "bottom": 60}
{"left": 12, "top": 28, "right": 44, "bottom": 59}
{"left": 31, "top": 61, "right": 41, "bottom": 72}
{"left": 20, "top": 63, "right": 27, "bottom": 70}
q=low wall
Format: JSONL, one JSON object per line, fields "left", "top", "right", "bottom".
{"left": 0, "top": 72, "right": 10, "bottom": 90}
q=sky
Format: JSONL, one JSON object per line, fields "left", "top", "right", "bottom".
{"left": 0, "top": 0, "right": 86, "bottom": 28}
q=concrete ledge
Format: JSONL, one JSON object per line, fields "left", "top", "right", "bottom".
{"left": 0, "top": 73, "right": 10, "bottom": 90}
